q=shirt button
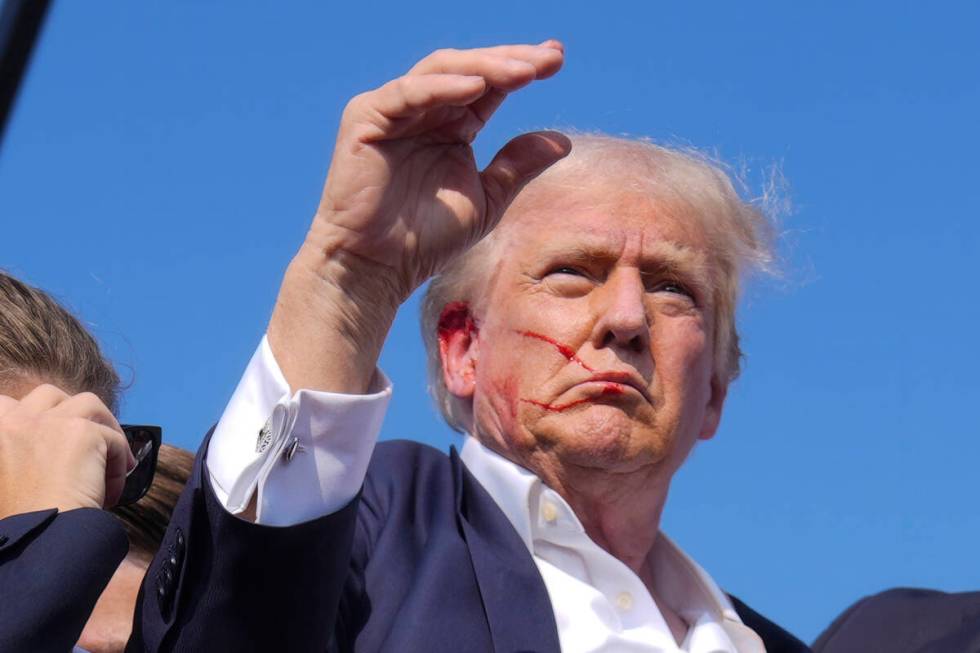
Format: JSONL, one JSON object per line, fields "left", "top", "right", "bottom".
{"left": 616, "top": 591, "right": 633, "bottom": 612}
{"left": 541, "top": 501, "right": 558, "bottom": 523}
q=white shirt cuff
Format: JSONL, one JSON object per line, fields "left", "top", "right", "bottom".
{"left": 205, "top": 336, "right": 392, "bottom": 526}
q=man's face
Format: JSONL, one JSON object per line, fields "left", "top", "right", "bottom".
{"left": 452, "top": 180, "right": 726, "bottom": 477}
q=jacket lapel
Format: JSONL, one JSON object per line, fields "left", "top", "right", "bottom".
{"left": 450, "top": 447, "right": 561, "bottom": 653}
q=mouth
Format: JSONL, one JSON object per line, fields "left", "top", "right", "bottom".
{"left": 582, "top": 371, "right": 652, "bottom": 403}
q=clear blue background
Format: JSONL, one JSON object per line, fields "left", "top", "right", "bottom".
{"left": 2, "top": 1, "right": 978, "bottom": 642}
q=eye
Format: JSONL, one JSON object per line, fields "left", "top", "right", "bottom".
{"left": 541, "top": 265, "right": 594, "bottom": 297}
{"left": 647, "top": 278, "right": 696, "bottom": 303}
{"left": 548, "top": 266, "right": 586, "bottom": 277}
{"left": 660, "top": 281, "right": 689, "bottom": 295}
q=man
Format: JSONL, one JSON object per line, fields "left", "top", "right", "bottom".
{"left": 0, "top": 388, "right": 133, "bottom": 653}
{"left": 137, "top": 42, "right": 808, "bottom": 651}
{"left": 81, "top": 444, "right": 195, "bottom": 652}
{"left": 0, "top": 271, "right": 135, "bottom": 652}
{"left": 813, "top": 589, "right": 980, "bottom": 652}
{"left": 0, "top": 271, "right": 332, "bottom": 652}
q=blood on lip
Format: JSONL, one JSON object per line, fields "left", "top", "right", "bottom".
{"left": 521, "top": 383, "right": 625, "bottom": 412}
{"left": 516, "top": 329, "right": 628, "bottom": 410}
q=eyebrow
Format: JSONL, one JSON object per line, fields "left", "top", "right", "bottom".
{"left": 532, "top": 239, "right": 713, "bottom": 294}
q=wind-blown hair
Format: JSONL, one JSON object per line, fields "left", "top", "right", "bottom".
{"left": 0, "top": 271, "right": 192, "bottom": 561}
{"left": 0, "top": 271, "right": 120, "bottom": 412}
{"left": 422, "top": 133, "right": 780, "bottom": 433}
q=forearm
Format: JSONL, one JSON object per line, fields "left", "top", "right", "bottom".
{"left": 268, "top": 240, "right": 402, "bottom": 395}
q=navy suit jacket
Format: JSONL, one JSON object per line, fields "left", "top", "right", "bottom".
{"left": 0, "top": 442, "right": 353, "bottom": 653}
{"left": 136, "top": 436, "right": 809, "bottom": 652}
{"left": 813, "top": 588, "right": 980, "bottom": 653}
{"left": 0, "top": 507, "right": 128, "bottom": 652}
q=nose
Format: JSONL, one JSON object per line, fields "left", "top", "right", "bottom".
{"left": 590, "top": 268, "right": 650, "bottom": 355}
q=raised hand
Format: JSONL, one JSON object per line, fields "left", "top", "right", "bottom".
{"left": 0, "top": 385, "right": 134, "bottom": 519}
{"left": 270, "top": 43, "right": 570, "bottom": 394}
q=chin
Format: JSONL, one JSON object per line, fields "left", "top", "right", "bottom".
{"left": 536, "top": 405, "right": 671, "bottom": 471}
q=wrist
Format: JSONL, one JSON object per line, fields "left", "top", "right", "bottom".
{"left": 268, "top": 242, "right": 402, "bottom": 394}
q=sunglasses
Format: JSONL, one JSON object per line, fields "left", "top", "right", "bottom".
{"left": 118, "top": 424, "right": 162, "bottom": 506}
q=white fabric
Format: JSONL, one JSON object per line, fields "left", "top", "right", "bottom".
{"left": 205, "top": 337, "right": 764, "bottom": 651}
{"left": 460, "top": 437, "right": 765, "bottom": 653}
{"left": 205, "top": 336, "right": 391, "bottom": 526}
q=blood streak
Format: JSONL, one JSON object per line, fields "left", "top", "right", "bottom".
{"left": 521, "top": 383, "right": 625, "bottom": 412}
{"left": 516, "top": 331, "right": 594, "bottom": 372}
{"left": 438, "top": 301, "right": 478, "bottom": 342}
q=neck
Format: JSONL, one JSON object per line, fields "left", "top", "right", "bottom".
{"left": 518, "top": 446, "right": 672, "bottom": 581}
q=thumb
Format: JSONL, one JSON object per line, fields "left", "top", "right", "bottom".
{"left": 480, "top": 130, "right": 571, "bottom": 232}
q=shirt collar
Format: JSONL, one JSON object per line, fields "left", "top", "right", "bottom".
{"left": 458, "top": 435, "right": 745, "bottom": 626}
{"left": 460, "top": 435, "right": 540, "bottom": 550}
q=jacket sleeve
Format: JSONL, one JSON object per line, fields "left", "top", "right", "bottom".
{"left": 0, "top": 508, "right": 128, "bottom": 653}
{"left": 129, "top": 428, "right": 359, "bottom": 652}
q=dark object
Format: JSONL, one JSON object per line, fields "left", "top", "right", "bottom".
{"left": 0, "top": 0, "right": 52, "bottom": 149}
{"left": 118, "top": 424, "right": 161, "bottom": 506}
{"left": 130, "top": 430, "right": 357, "bottom": 651}
{"left": 813, "top": 587, "right": 980, "bottom": 653}
{"left": 0, "top": 508, "right": 128, "bottom": 651}
{"left": 132, "top": 433, "right": 811, "bottom": 652}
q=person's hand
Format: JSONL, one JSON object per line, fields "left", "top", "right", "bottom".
{"left": 312, "top": 41, "right": 569, "bottom": 297}
{"left": 0, "top": 385, "right": 134, "bottom": 520}
{"left": 270, "top": 42, "right": 571, "bottom": 394}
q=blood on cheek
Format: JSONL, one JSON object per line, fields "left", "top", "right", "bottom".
{"left": 514, "top": 330, "right": 624, "bottom": 412}
{"left": 436, "top": 310, "right": 624, "bottom": 415}
{"left": 516, "top": 331, "right": 594, "bottom": 372}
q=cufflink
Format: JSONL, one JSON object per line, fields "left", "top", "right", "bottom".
{"left": 256, "top": 418, "right": 275, "bottom": 454}
{"left": 283, "top": 436, "right": 304, "bottom": 463}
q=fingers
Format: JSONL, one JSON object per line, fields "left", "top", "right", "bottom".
{"left": 357, "top": 74, "right": 488, "bottom": 121}
{"left": 409, "top": 43, "right": 564, "bottom": 85}
{"left": 18, "top": 383, "right": 70, "bottom": 412}
{"left": 346, "top": 42, "right": 565, "bottom": 134}
{"left": 480, "top": 131, "right": 572, "bottom": 227}
{"left": 469, "top": 88, "right": 508, "bottom": 126}
{"left": 49, "top": 392, "right": 124, "bottom": 436}
{"left": 99, "top": 423, "right": 133, "bottom": 508}
{"left": 11, "top": 387, "right": 135, "bottom": 505}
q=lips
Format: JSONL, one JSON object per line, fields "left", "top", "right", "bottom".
{"left": 581, "top": 371, "right": 652, "bottom": 403}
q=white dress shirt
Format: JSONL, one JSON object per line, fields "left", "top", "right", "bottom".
{"left": 459, "top": 437, "right": 764, "bottom": 653}
{"left": 206, "top": 337, "right": 391, "bottom": 526}
{"left": 205, "top": 338, "right": 764, "bottom": 651}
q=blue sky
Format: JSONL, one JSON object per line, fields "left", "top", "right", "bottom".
{"left": 2, "top": 1, "right": 978, "bottom": 642}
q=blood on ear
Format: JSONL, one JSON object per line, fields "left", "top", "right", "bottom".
{"left": 438, "top": 302, "right": 480, "bottom": 394}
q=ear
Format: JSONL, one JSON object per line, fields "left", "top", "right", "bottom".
{"left": 438, "top": 305, "right": 480, "bottom": 399}
{"left": 698, "top": 374, "right": 728, "bottom": 441}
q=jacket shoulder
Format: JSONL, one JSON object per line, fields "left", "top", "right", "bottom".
{"left": 812, "top": 587, "right": 980, "bottom": 653}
